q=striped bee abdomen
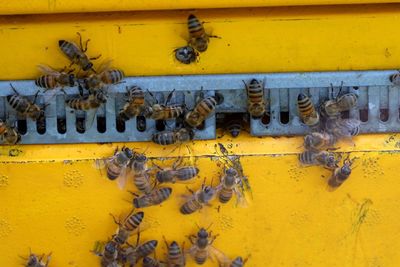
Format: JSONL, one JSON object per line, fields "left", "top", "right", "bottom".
{"left": 188, "top": 14, "right": 204, "bottom": 38}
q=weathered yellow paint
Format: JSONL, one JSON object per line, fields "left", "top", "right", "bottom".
{"left": 1, "top": 0, "right": 400, "bottom": 15}
{"left": 1, "top": 5, "right": 400, "bottom": 80}
{"left": 1, "top": 133, "right": 400, "bottom": 266}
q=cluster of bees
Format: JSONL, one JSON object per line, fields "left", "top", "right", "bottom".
{"left": 87, "top": 143, "right": 250, "bottom": 267}
{"left": 296, "top": 83, "right": 360, "bottom": 189}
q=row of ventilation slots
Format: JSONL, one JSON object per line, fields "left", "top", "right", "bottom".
{"left": 0, "top": 86, "right": 393, "bottom": 135}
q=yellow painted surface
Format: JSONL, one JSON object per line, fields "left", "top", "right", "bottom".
{"left": 1, "top": 5, "right": 400, "bottom": 80}
{"left": 1, "top": 0, "right": 400, "bottom": 15}
{"left": 0, "top": 132, "right": 400, "bottom": 266}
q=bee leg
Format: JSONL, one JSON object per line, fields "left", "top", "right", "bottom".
{"left": 45, "top": 252, "right": 52, "bottom": 266}
{"left": 208, "top": 34, "right": 221, "bottom": 39}
{"left": 185, "top": 186, "right": 195, "bottom": 194}
{"left": 9, "top": 83, "right": 19, "bottom": 95}
{"left": 127, "top": 190, "right": 140, "bottom": 197}
{"left": 187, "top": 235, "right": 196, "bottom": 244}
{"left": 165, "top": 89, "right": 176, "bottom": 105}
{"left": 147, "top": 89, "right": 159, "bottom": 104}
{"left": 33, "top": 90, "right": 40, "bottom": 104}
{"left": 109, "top": 213, "right": 121, "bottom": 225}
{"left": 162, "top": 235, "right": 169, "bottom": 249}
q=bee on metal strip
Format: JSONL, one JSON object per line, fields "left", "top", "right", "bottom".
{"left": 174, "top": 45, "right": 198, "bottom": 64}
{"left": 187, "top": 14, "right": 219, "bottom": 52}
{"left": 297, "top": 93, "right": 320, "bottom": 128}
{"left": 35, "top": 64, "right": 76, "bottom": 91}
{"left": 328, "top": 156, "right": 356, "bottom": 189}
{"left": 95, "top": 146, "right": 135, "bottom": 189}
{"left": 185, "top": 94, "right": 218, "bottom": 128}
{"left": 65, "top": 89, "right": 107, "bottom": 111}
{"left": 132, "top": 187, "right": 173, "bottom": 209}
{"left": 320, "top": 83, "right": 358, "bottom": 118}
{"left": 304, "top": 132, "right": 336, "bottom": 152}
{"left": 80, "top": 60, "right": 124, "bottom": 92}
{"left": 187, "top": 226, "right": 221, "bottom": 265}
{"left": 244, "top": 79, "right": 267, "bottom": 119}
{"left": 180, "top": 182, "right": 216, "bottom": 215}
{"left": 144, "top": 89, "right": 185, "bottom": 121}
{"left": 299, "top": 150, "right": 341, "bottom": 170}
{"left": 0, "top": 120, "right": 21, "bottom": 145}
{"left": 155, "top": 157, "right": 199, "bottom": 184}
{"left": 58, "top": 32, "right": 101, "bottom": 72}
{"left": 325, "top": 118, "right": 361, "bottom": 142}
{"left": 21, "top": 251, "right": 51, "bottom": 267}
{"left": 7, "top": 84, "right": 45, "bottom": 121}
{"left": 118, "top": 86, "right": 145, "bottom": 122}
{"left": 390, "top": 70, "right": 400, "bottom": 85}
{"left": 109, "top": 210, "right": 144, "bottom": 245}
{"left": 224, "top": 113, "right": 247, "bottom": 138}
{"left": 152, "top": 128, "right": 194, "bottom": 146}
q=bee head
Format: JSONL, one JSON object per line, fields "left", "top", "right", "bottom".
{"left": 225, "top": 167, "right": 238, "bottom": 177}
{"left": 104, "top": 241, "right": 117, "bottom": 254}
{"left": 198, "top": 228, "right": 208, "bottom": 238}
{"left": 27, "top": 255, "right": 38, "bottom": 265}
{"left": 95, "top": 91, "right": 108, "bottom": 103}
{"left": 250, "top": 79, "right": 259, "bottom": 85}
{"left": 122, "top": 147, "right": 134, "bottom": 159}
{"left": 68, "top": 74, "right": 76, "bottom": 87}
{"left": 83, "top": 62, "right": 94, "bottom": 72}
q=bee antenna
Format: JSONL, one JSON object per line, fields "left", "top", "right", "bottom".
{"left": 205, "top": 222, "right": 213, "bottom": 231}
{"left": 195, "top": 222, "right": 201, "bottom": 229}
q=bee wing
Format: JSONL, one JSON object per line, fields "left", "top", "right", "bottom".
{"left": 116, "top": 166, "right": 129, "bottom": 190}
{"left": 94, "top": 158, "right": 107, "bottom": 170}
{"left": 96, "top": 59, "right": 113, "bottom": 73}
{"left": 37, "top": 64, "right": 60, "bottom": 75}
{"left": 208, "top": 245, "right": 230, "bottom": 265}
{"left": 85, "top": 108, "right": 98, "bottom": 131}
{"left": 233, "top": 185, "right": 248, "bottom": 208}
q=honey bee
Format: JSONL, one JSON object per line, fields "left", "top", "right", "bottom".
{"left": 110, "top": 211, "right": 144, "bottom": 245}
{"left": 131, "top": 153, "right": 153, "bottom": 194}
{"left": 81, "top": 61, "right": 124, "bottom": 92}
{"left": 216, "top": 167, "right": 245, "bottom": 205}
{"left": 180, "top": 183, "right": 216, "bottom": 215}
{"left": 95, "top": 146, "right": 135, "bottom": 189}
{"left": 297, "top": 93, "right": 319, "bottom": 128}
{"left": 35, "top": 65, "right": 76, "bottom": 90}
{"left": 7, "top": 84, "right": 44, "bottom": 121}
{"left": 321, "top": 83, "right": 358, "bottom": 118}
{"left": 185, "top": 96, "right": 218, "bottom": 128}
{"left": 298, "top": 150, "right": 340, "bottom": 170}
{"left": 325, "top": 118, "right": 361, "bottom": 140}
{"left": 143, "top": 256, "right": 165, "bottom": 267}
{"left": 164, "top": 238, "right": 186, "bottom": 267}
{"left": 0, "top": 120, "right": 21, "bottom": 145}
{"left": 120, "top": 240, "right": 158, "bottom": 265}
{"left": 59, "top": 32, "right": 100, "bottom": 72}
{"left": 144, "top": 90, "right": 185, "bottom": 121}
{"left": 215, "top": 143, "right": 252, "bottom": 197}
{"left": 174, "top": 45, "right": 198, "bottom": 64}
{"left": 224, "top": 113, "right": 246, "bottom": 138}
{"left": 152, "top": 128, "right": 194, "bottom": 146}
{"left": 66, "top": 89, "right": 107, "bottom": 110}
{"left": 118, "top": 86, "right": 145, "bottom": 122}
{"left": 92, "top": 240, "right": 119, "bottom": 267}
{"left": 304, "top": 132, "right": 336, "bottom": 152}
{"left": 390, "top": 71, "right": 400, "bottom": 85}
{"left": 133, "top": 187, "right": 173, "bottom": 209}
{"left": 187, "top": 14, "right": 218, "bottom": 52}
{"left": 328, "top": 157, "right": 355, "bottom": 188}
{"left": 244, "top": 79, "right": 266, "bottom": 119}
{"left": 24, "top": 252, "right": 51, "bottom": 267}
{"left": 188, "top": 227, "right": 220, "bottom": 265}
{"left": 155, "top": 157, "right": 199, "bottom": 184}
{"left": 217, "top": 256, "right": 249, "bottom": 267}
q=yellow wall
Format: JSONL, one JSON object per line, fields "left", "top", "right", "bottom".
{"left": 1, "top": 133, "right": 400, "bottom": 266}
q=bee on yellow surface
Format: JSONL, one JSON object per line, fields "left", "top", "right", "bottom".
{"left": 152, "top": 128, "right": 194, "bottom": 146}
{"left": 174, "top": 45, "right": 198, "bottom": 64}
{"left": 188, "top": 227, "right": 221, "bottom": 265}
{"left": 217, "top": 256, "right": 249, "bottom": 267}
{"left": 304, "top": 132, "right": 336, "bottom": 152}
{"left": 35, "top": 65, "right": 76, "bottom": 90}
{"left": 155, "top": 157, "right": 199, "bottom": 184}
{"left": 92, "top": 240, "right": 119, "bottom": 267}
{"left": 119, "top": 239, "right": 158, "bottom": 266}
{"left": 180, "top": 183, "right": 216, "bottom": 215}
{"left": 118, "top": 86, "right": 145, "bottom": 122}
{"left": 58, "top": 32, "right": 100, "bottom": 72}
{"left": 110, "top": 211, "right": 144, "bottom": 245}
{"left": 131, "top": 153, "right": 153, "bottom": 194}
{"left": 321, "top": 83, "right": 358, "bottom": 118}
{"left": 187, "top": 14, "right": 219, "bottom": 52}
{"left": 80, "top": 60, "right": 124, "bottom": 92}
{"left": 7, "top": 84, "right": 44, "bottom": 121}
{"left": 216, "top": 167, "right": 246, "bottom": 205}
{"left": 185, "top": 96, "right": 218, "bottom": 128}
{"left": 163, "top": 237, "right": 186, "bottom": 267}
{"left": 95, "top": 146, "right": 135, "bottom": 189}
{"left": 66, "top": 89, "right": 107, "bottom": 111}
{"left": 0, "top": 120, "right": 21, "bottom": 145}
{"left": 133, "top": 187, "right": 173, "bottom": 209}
{"left": 328, "top": 157, "right": 356, "bottom": 189}
{"left": 244, "top": 79, "right": 267, "bottom": 119}
{"left": 297, "top": 93, "right": 319, "bottom": 128}
{"left": 23, "top": 252, "right": 51, "bottom": 267}
{"left": 142, "top": 256, "right": 165, "bottom": 267}
{"left": 299, "top": 150, "right": 340, "bottom": 170}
